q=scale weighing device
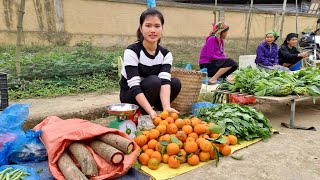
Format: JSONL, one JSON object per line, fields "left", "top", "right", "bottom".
{"left": 106, "top": 103, "right": 139, "bottom": 138}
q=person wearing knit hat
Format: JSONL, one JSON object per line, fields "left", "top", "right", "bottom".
{"left": 198, "top": 21, "right": 238, "bottom": 84}
{"left": 278, "top": 33, "right": 308, "bottom": 69}
{"left": 255, "top": 31, "right": 289, "bottom": 71}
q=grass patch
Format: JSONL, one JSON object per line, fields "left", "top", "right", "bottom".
{"left": 1, "top": 38, "right": 261, "bottom": 100}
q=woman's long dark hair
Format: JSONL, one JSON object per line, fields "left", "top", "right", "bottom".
{"left": 136, "top": 9, "right": 164, "bottom": 43}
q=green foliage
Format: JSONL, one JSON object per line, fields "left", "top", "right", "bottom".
{"left": 9, "top": 73, "right": 117, "bottom": 99}
{"left": 198, "top": 104, "right": 273, "bottom": 142}
{"left": 0, "top": 42, "right": 122, "bottom": 99}
{"left": 219, "top": 66, "right": 320, "bottom": 98}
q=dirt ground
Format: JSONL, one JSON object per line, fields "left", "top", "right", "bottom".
{"left": 15, "top": 93, "right": 320, "bottom": 180}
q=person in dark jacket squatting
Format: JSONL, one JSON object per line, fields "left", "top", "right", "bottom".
{"left": 278, "top": 33, "right": 308, "bottom": 70}
{"left": 120, "top": 9, "right": 181, "bottom": 119}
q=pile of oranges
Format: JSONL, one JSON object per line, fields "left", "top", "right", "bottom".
{"left": 134, "top": 111, "right": 238, "bottom": 170}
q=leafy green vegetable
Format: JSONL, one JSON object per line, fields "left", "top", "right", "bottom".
{"left": 198, "top": 104, "right": 273, "bottom": 142}
{"left": 218, "top": 66, "right": 320, "bottom": 99}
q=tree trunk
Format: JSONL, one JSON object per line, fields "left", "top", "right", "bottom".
{"left": 15, "top": 0, "right": 26, "bottom": 75}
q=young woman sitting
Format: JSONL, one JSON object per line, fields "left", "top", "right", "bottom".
{"left": 120, "top": 9, "right": 181, "bottom": 119}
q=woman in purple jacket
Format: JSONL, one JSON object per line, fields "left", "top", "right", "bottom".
{"left": 255, "top": 31, "right": 289, "bottom": 71}
{"left": 198, "top": 22, "right": 238, "bottom": 84}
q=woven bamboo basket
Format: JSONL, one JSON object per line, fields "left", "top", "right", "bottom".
{"left": 170, "top": 68, "right": 206, "bottom": 115}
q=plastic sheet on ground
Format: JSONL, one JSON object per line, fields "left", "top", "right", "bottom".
{"left": 141, "top": 137, "right": 264, "bottom": 180}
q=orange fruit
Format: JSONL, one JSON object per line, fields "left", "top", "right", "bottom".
{"left": 162, "top": 154, "right": 169, "bottom": 163}
{"left": 221, "top": 145, "right": 231, "bottom": 156}
{"left": 196, "top": 137, "right": 206, "bottom": 147}
{"left": 210, "top": 133, "right": 219, "bottom": 138}
{"left": 145, "top": 149, "right": 155, "bottom": 157}
{"left": 213, "top": 143, "right": 222, "bottom": 152}
{"left": 166, "top": 123, "right": 178, "bottom": 134}
{"left": 161, "top": 134, "right": 171, "bottom": 143}
{"left": 148, "top": 158, "right": 159, "bottom": 170}
{"left": 178, "top": 149, "right": 187, "bottom": 163}
{"left": 168, "top": 155, "right": 180, "bottom": 169}
{"left": 139, "top": 153, "right": 150, "bottom": 166}
{"left": 184, "top": 119, "right": 191, "bottom": 125}
{"left": 159, "top": 120, "right": 169, "bottom": 126}
{"left": 199, "top": 134, "right": 209, "bottom": 139}
{"left": 166, "top": 143, "right": 180, "bottom": 156}
{"left": 209, "top": 147, "right": 216, "bottom": 160}
{"left": 208, "top": 122, "right": 216, "bottom": 126}
{"left": 186, "top": 137, "right": 195, "bottom": 142}
{"left": 148, "top": 139, "right": 158, "bottom": 150}
{"left": 199, "top": 151, "right": 210, "bottom": 162}
{"left": 149, "top": 129, "right": 160, "bottom": 140}
{"left": 194, "top": 124, "right": 207, "bottom": 135}
{"left": 161, "top": 111, "right": 170, "bottom": 120}
{"left": 176, "top": 131, "right": 188, "bottom": 142}
{"left": 182, "top": 125, "right": 193, "bottom": 135}
{"left": 227, "top": 135, "right": 238, "bottom": 145}
{"left": 171, "top": 113, "right": 179, "bottom": 120}
{"left": 191, "top": 118, "right": 201, "bottom": 127}
{"left": 134, "top": 135, "right": 148, "bottom": 147}
{"left": 174, "top": 119, "right": 185, "bottom": 129}
{"left": 205, "top": 126, "right": 210, "bottom": 134}
{"left": 187, "top": 154, "right": 200, "bottom": 166}
{"left": 184, "top": 141, "right": 198, "bottom": 153}
{"left": 178, "top": 140, "right": 183, "bottom": 149}
{"left": 142, "top": 144, "right": 149, "bottom": 152}
{"left": 188, "top": 132, "right": 199, "bottom": 140}
{"left": 223, "top": 135, "right": 230, "bottom": 145}
{"left": 153, "top": 117, "right": 162, "bottom": 126}
{"left": 165, "top": 117, "right": 174, "bottom": 124}
{"left": 155, "top": 142, "right": 163, "bottom": 152}
{"left": 156, "top": 125, "right": 167, "bottom": 135}
{"left": 142, "top": 131, "right": 150, "bottom": 141}
{"left": 200, "top": 140, "right": 212, "bottom": 152}
{"left": 151, "top": 151, "right": 162, "bottom": 162}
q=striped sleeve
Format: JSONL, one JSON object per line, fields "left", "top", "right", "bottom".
{"left": 158, "top": 52, "right": 173, "bottom": 85}
{"left": 123, "top": 49, "right": 143, "bottom": 97}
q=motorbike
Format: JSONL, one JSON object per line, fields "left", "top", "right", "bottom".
{"left": 299, "top": 27, "right": 320, "bottom": 67}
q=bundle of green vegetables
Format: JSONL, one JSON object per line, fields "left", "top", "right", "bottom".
{"left": 198, "top": 104, "right": 273, "bottom": 142}
{"left": 219, "top": 66, "right": 320, "bottom": 98}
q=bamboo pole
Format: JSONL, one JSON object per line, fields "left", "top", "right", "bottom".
{"left": 15, "top": 0, "right": 26, "bottom": 75}
{"left": 245, "top": 0, "right": 254, "bottom": 53}
{"left": 279, "top": 0, "right": 287, "bottom": 39}
{"left": 295, "top": 0, "right": 298, "bottom": 34}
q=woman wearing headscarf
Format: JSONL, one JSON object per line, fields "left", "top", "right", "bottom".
{"left": 255, "top": 31, "right": 289, "bottom": 71}
{"left": 198, "top": 22, "right": 238, "bottom": 84}
{"left": 278, "top": 33, "right": 308, "bottom": 69}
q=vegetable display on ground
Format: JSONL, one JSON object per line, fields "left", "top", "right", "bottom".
{"left": 198, "top": 104, "right": 273, "bottom": 142}
{"left": 219, "top": 67, "right": 320, "bottom": 99}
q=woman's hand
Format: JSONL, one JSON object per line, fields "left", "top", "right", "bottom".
{"left": 163, "top": 107, "right": 180, "bottom": 114}
{"left": 149, "top": 110, "right": 158, "bottom": 120}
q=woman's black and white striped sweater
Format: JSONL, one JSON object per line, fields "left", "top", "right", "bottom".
{"left": 120, "top": 42, "right": 173, "bottom": 97}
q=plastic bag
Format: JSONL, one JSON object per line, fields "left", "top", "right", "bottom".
{"left": 0, "top": 165, "right": 40, "bottom": 180}
{"left": 192, "top": 102, "right": 217, "bottom": 116}
{"left": 10, "top": 130, "right": 47, "bottom": 164}
{"left": 137, "top": 115, "right": 155, "bottom": 131}
{"left": 147, "top": 0, "right": 156, "bottom": 8}
{"left": 0, "top": 104, "right": 30, "bottom": 166}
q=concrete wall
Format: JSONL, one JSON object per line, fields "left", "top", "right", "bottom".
{"left": 0, "top": 0, "right": 318, "bottom": 47}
